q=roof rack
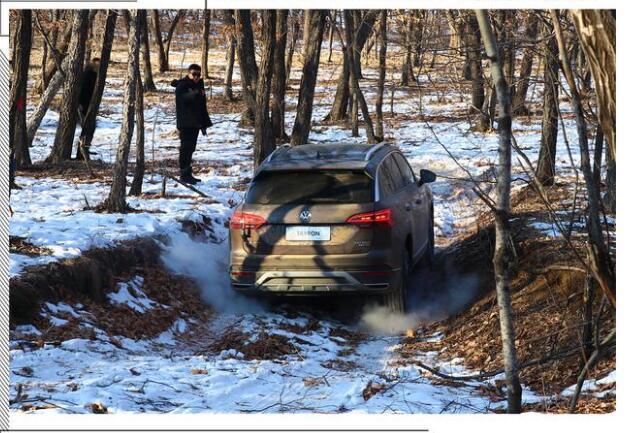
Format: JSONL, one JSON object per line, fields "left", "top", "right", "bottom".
{"left": 267, "top": 144, "right": 291, "bottom": 162}
{"left": 364, "top": 143, "right": 387, "bottom": 161}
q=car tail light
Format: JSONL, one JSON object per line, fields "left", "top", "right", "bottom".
{"left": 230, "top": 211, "right": 266, "bottom": 230}
{"left": 231, "top": 271, "right": 253, "bottom": 277}
{"left": 346, "top": 209, "right": 393, "bottom": 227}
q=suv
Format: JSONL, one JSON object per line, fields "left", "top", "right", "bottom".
{"left": 229, "top": 143, "right": 436, "bottom": 312}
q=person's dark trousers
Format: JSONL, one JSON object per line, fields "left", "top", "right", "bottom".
{"left": 179, "top": 127, "right": 200, "bottom": 177}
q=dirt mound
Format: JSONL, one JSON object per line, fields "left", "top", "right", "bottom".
{"left": 210, "top": 328, "right": 299, "bottom": 361}
{"left": 400, "top": 183, "right": 615, "bottom": 412}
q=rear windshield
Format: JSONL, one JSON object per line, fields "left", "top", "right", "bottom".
{"left": 246, "top": 170, "right": 374, "bottom": 204}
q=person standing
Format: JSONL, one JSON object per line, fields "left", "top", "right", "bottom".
{"left": 79, "top": 58, "right": 100, "bottom": 119}
{"left": 173, "top": 64, "right": 212, "bottom": 184}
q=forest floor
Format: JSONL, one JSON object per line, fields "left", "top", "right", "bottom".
{"left": 9, "top": 37, "right": 615, "bottom": 414}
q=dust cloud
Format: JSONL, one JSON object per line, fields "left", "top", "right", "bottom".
{"left": 360, "top": 257, "right": 480, "bottom": 335}
{"left": 159, "top": 232, "right": 263, "bottom": 314}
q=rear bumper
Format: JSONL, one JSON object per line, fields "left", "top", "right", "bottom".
{"left": 230, "top": 269, "right": 398, "bottom": 295}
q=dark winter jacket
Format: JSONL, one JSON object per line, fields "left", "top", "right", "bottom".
{"left": 172, "top": 77, "right": 213, "bottom": 131}
{"left": 79, "top": 63, "right": 98, "bottom": 115}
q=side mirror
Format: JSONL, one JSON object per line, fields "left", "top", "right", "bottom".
{"left": 419, "top": 169, "right": 436, "bottom": 184}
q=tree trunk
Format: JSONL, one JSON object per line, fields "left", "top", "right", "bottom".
{"left": 290, "top": 10, "right": 327, "bottom": 146}
{"left": 222, "top": 10, "right": 236, "bottom": 101}
{"left": 375, "top": 10, "right": 387, "bottom": 141}
{"left": 343, "top": 10, "right": 377, "bottom": 144}
{"left": 325, "top": 45, "right": 350, "bottom": 122}
{"left": 401, "top": 13, "right": 415, "bottom": 86}
{"left": 253, "top": 11, "right": 276, "bottom": 168}
{"left": 285, "top": 12, "right": 299, "bottom": 86}
{"left": 535, "top": 26, "right": 559, "bottom": 186}
{"left": 34, "top": 14, "right": 72, "bottom": 95}
{"left": 327, "top": 10, "right": 337, "bottom": 63}
{"left": 163, "top": 11, "right": 182, "bottom": 71}
{"left": 105, "top": 10, "right": 140, "bottom": 212}
{"left": 139, "top": 10, "right": 156, "bottom": 92}
{"left": 570, "top": 10, "right": 616, "bottom": 161}
{"left": 325, "top": 11, "right": 379, "bottom": 122}
{"left": 604, "top": 136, "right": 615, "bottom": 213}
{"left": 551, "top": 10, "right": 616, "bottom": 309}
{"left": 475, "top": 9, "right": 522, "bottom": 414}
{"left": 129, "top": 64, "right": 145, "bottom": 196}
{"left": 10, "top": 10, "right": 32, "bottom": 168}
{"left": 272, "top": 10, "right": 288, "bottom": 142}
{"left": 84, "top": 10, "right": 97, "bottom": 69}
{"left": 45, "top": 10, "right": 90, "bottom": 164}
{"left": 465, "top": 13, "right": 486, "bottom": 130}
{"left": 151, "top": 11, "right": 168, "bottom": 73}
{"left": 352, "top": 10, "right": 379, "bottom": 80}
{"left": 512, "top": 13, "right": 539, "bottom": 116}
{"left": 41, "top": 10, "right": 60, "bottom": 92}
{"left": 235, "top": 10, "right": 259, "bottom": 125}
{"left": 76, "top": 10, "right": 118, "bottom": 160}
{"left": 201, "top": 10, "right": 211, "bottom": 79}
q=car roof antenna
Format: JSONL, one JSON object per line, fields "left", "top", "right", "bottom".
{"left": 316, "top": 150, "right": 321, "bottom": 159}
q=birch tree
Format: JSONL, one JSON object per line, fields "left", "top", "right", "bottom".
{"left": 475, "top": 9, "right": 522, "bottom": 414}
{"left": 104, "top": 10, "right": 140, "bottom": 212}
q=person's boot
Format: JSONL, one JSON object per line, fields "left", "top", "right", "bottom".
{"left": 179, "top": 175, "right": 197, "bottom": 185}
{"left": 180, "top": 166, "right": 197, "bottom": 185}
{"left": 190, "top": 174, "right": 202, "bottom": 183}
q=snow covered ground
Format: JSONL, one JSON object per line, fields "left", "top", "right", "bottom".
{"left": 9, "top": 49, "right": 612, "bottom": 414}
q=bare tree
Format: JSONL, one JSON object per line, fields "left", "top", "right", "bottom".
{"left": 464, "top": 12, "right": 486, "bottom": 131}
{"left": 34, "top": 14, "right": 72, "bottom": 95}
{"left": 76, "top": 9, "right": 118, "bottom": 161}
{"left": 272, "top": 10, "right": 288, "bottom": 142}
{"left": 129, "top": 63, "right": 145, "bottom": 196}
{"left": 512, "top": 12, "right": 539, "bottom": 115}
{"left": 104, "top": 10, "right": 140, "bottom": 212}
{"left": 162, "top": 10, "right": 183, "bottom": 71}
{"left": 45, "top": 10, "right": 90, "bottom": 164}
{"left": 201, "top": 10, "right": 211, "bottom": 79}
{"left": 222, "top": 10, "right": 236, "bottom": 101}
{"left": 290, "top": 10, "right": 327, "bottom": 146}
{"left": 285, "top": 12, "right": 300, "bottom": 86}
{"left": 139, "top": 10, "right": 156, "bottom": 92}
{"left": 551, "top": 10, "right": 616, "bottom": 309}
{"left": 400, "top": 12, "right": 415, "bottom": 85}
{"left": 375, "top": 10, "right": 387, "bottom": 141}
{"left": 327, "top": 10, "right": 337, "bottom": 63}
{"left": 235, "top": 10, "right": 259, "bottom": 124}
{"left": 475, "top": 9, "right": 522, "bottom": 414}
{"left": 535, "top": 22, "right": 559, "bottom": 186}
{"left": 342, "top": 10, "right": 378, "bottom": 144}
{"left": 151, "top": 10, "right": 168, "bottom": 72}
{"left": 253, "top": 11, "right": 276, "bottom": 167}
{"left": 325, "top": 10, "right": 378, "bottom": 121}
{"left": 10, "top": 10, "right": 32, "bottom": 168}
{"left": 570, "top": 10, "right": 616, "bottom": 161}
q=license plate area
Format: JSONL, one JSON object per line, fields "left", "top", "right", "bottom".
{"left": 286, "top": 226, "right": 331, "bottom": 241}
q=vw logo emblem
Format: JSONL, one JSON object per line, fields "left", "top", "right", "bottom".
{"left": 299, "top": 210, "right": 312, "bottom": 223}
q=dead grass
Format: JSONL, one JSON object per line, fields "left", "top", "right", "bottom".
{"left": 210, "top": 328, "right": 299, "bottom": 361}
{"left": 10, "top": 236, "right": 53, "bottom": 257}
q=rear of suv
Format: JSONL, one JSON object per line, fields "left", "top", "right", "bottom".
{"left": 229, "top": 143, "right": 435, "bottom": 312}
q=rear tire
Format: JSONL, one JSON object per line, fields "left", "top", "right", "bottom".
{"left": 382, "top": 249, "right": 410, "bottom": 313}
{"left": 422, "top": 207, "right": 435, "bottom": 267}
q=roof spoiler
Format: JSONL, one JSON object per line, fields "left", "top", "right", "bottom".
{"left": 364, "top": 143, "right": 387, "bottom": 161}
